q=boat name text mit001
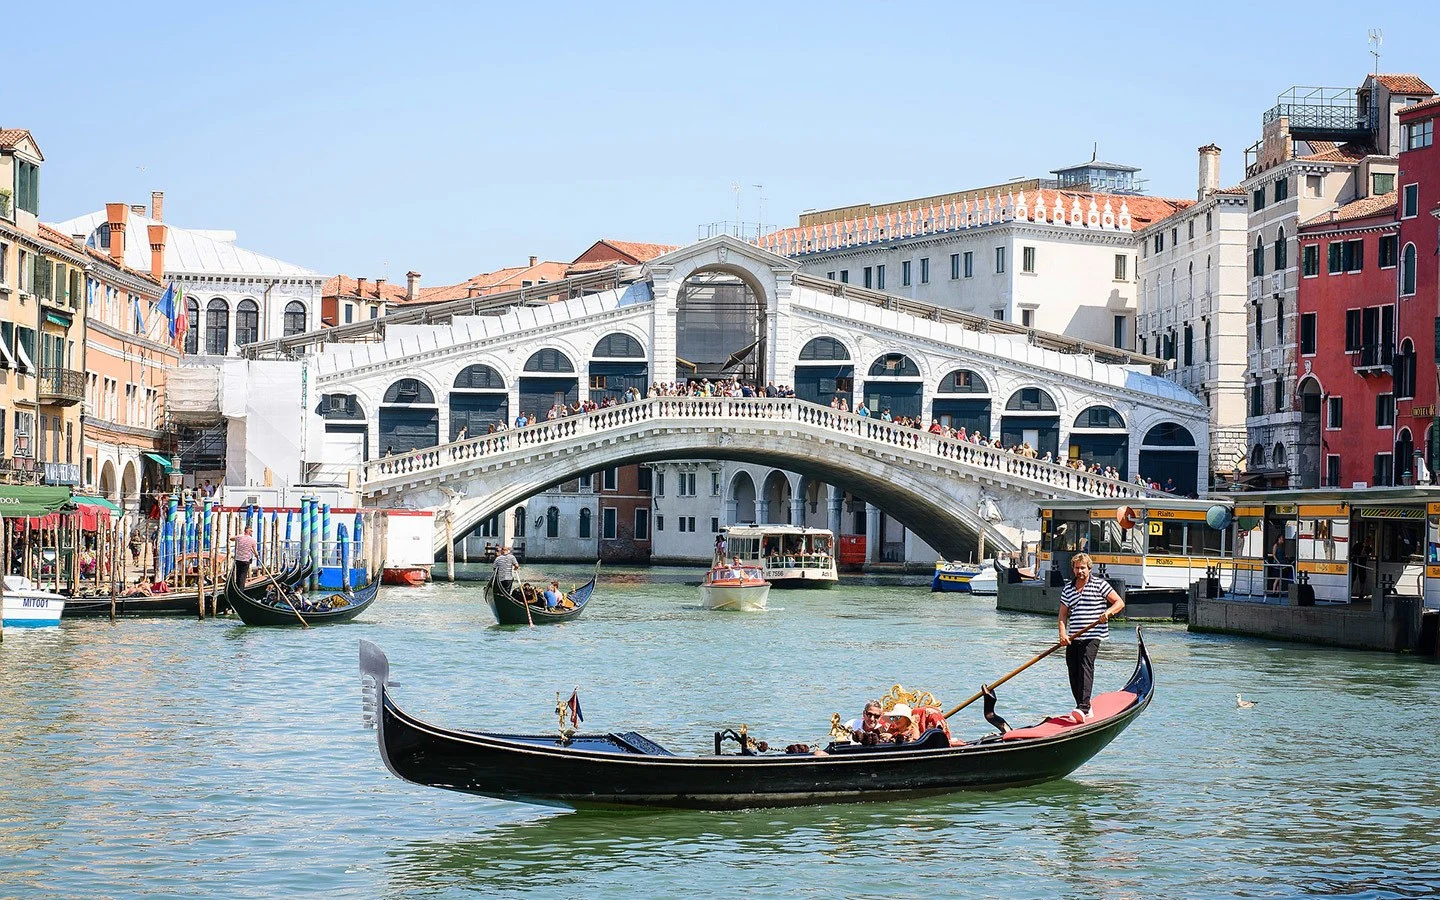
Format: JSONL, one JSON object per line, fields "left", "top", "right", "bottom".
{"left": 22, "top": 597, "right": 53, "bottom": 607}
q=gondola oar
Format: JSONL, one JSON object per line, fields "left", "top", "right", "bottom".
{"left": 257, "top": 561, "right": 309, "bottom": 629}
{"left": 943, "top": 617, "right": 1107, "bottom": 719}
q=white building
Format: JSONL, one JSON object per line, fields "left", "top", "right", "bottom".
{"left": 53, "top": 193, "right": 323, "bottom": 357}
{"left": 1135, "top": 145, "right": 1251, "bottom": 484}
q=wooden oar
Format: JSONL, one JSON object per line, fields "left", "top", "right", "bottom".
{"left": 257, "top": 561, "right": 309, "bottom": 629}
{"left": 943, "top": 616, "right": 1107, "bottom": 719}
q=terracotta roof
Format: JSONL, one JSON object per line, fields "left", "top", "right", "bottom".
{"left": 1214, "top": 185, "right": 1247, "bottom": 195}
{"left": 413, "top": 260, "right": 571, "bottom": 304}
{"left": 323, "top": 275, "right": 409, "bottom": 304}
{"left": 0, "top": 128, "right": 34, "bottom": 149}
{"left": 1398, "top": 95, "right": 1440, "bottom": 118}
{"left": 1300, "top": 191, "right": 1397, "bottom": 228}
{"left": 34, "top": 223, "right": 89, "bottom": 260}
{"left": 1372, "top": 74, "right": 1435, "bottom": 95}
{"left": 1297, "top": 141, "right": 1372, "bottom": 164}
{"left": 595, "top": 239, "right": 677, "bottom": 263}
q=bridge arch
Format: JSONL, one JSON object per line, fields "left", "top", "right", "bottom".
{"left": 379, "top": 377, "right": 440, "bottom": 455}
{"left": 729, "top": 470, "right": 758, "bottom": 524}
{"left": 450, "top": 364, "right": 508, "bottom": 440}
{"left": 520, "top": 348, "right": 578, "bottom": 419}
{"left": 675, "top": 264, "right": 766, "bottom": 386}
{"left": 1001, "top": 387, "right": 1060, "bottom": 458}
{"left": 1139, "top": 421, "right": 1199, "bottom": 494}
{"left": 589, "top": 331, "right": 649, "bottom": 403}
{"left": 863, "top": 352, "right": 924, "bottom": 419}
{"left": 933, "top": 368, "right": 992, "bottom": 436}
{"left": 1068, "top": 405, "right": 1128, "bottom": 476}
{"left": 794, "top": 335, "right": 855, "bottom": 409}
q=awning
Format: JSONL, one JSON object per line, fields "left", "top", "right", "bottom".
{"left": 45, "top": 312, "right": 73, "bottom": 328}
{"left": 13, "top": 335, "right": 33, "bottom": 373}
{"left": 65, "top": 495, "right": 117, "bottom": 531}
{"left": 0, "top": 329, "right": 16, "bottom": 370}
{"left": 144, "top": 452, "right": 178, "bottom": 473}
{"left": 0, "top": 485, "right": 71, "bottom": 516}
{"left": 73, "top": 495, "right": 121, "bottom": 513}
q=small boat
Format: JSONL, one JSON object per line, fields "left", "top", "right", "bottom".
{"left": 931, "top": 560, "right": 985, "bottom": 593}
{"left": 2, "top": 575, "right": 66, "bottom": 627}
{"left": 968, "top": 563, "right": 998, "bottom": 596}
{"left": 382, "top": 567, "right": 429, "bottom": 587}
{"left": 357, "top": 629, "right": 1155, "bottom": 810}
{"left": 226, "top": 572, "right": 380, "bottom": 626}
{"left": 700, "top": 563, "right": 770, "bottom": 611}
{"left": 484, "top": 566, "right": 597, "bottom": 625}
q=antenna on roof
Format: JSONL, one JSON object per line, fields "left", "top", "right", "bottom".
{"left": 1369, "top": 28, "right": 1383, "bottom": 76}
{"left": 1092, "top": 142, "right": 1098, "bottom": 162}
{"left": 754, "top": 184, "right": 766, "bottom": 235}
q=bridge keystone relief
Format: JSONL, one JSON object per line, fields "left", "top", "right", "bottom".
{"left": 238, "top": 235, "right": 1206, "bottom": 557}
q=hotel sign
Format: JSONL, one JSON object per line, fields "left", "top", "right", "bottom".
{"left": 1410, "top": 404, "right": 1436, "bottom": 418}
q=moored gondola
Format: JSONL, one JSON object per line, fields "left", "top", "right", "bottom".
{"left": 63, "top": 561, "right": 315, "bottom": 618}
{"left": 227, "top": 572, "right": 379, "bottom": 626}
{"left": 484, "top": 565, "right": 597, "bottom": 625}
{"left": 358, "top": 629, "right": 1154, "bottom": 810}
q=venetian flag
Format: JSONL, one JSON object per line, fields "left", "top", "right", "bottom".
{"left": 132, "top": 293, "right": 145, "bottom": 334}
{"left": 567, "top": 688, "right": 584, "bottom": 728}
{"left": 174, "top": 284, "right": 189, "bottom": 347}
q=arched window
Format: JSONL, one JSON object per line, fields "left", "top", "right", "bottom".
{"left": 235, "top": 299, "right": 259, "bottom": 346}
{"left": 283, "top": 301, "right": 307, "bottom": 336}
{"left": 524, "top": 348, "right": 575, "bottom": 372}
{"left": 1273, "top": 226, "right": 1287, "bottom": 270}
{"left": 1251, "top": 444, "right": 1266, "bottom": 469}
{"left": 1187, "top": 261, "right": 1194, "bottom": 299}
{"left": 1397, "top": 339, "right": 1417, "bottom": 400}
{"left": 1402, "top": 243, "right": 1417, "bottom": 296}
{"left": 1396, "top": 428, "right": 1415, "bottom": 481}
{"left": 205, "top": 298, "right": 229, "bottom": 355}
{"left": 513, "top": 507, "right": 527, "bottom": 538}
{"left": 316, "top": 393, "right": 364, "bottom": 419}
{"left": 1253, "top": 235, "right": 1265, "bottom": 277}
{"left": 1074, "top": 406, "right": 1125, "bottom": 429}
{"left": 184, "top": 298, "right": 199, "bottom": 354}
{"left": 1143, "top": 423, "right": 1196, "bottom": 446}
{"left": 592, "top": 333, "right": 644, "bottom": 358}
{"left": 453, "top": 365, "right": 505, "bottom": 390}
{"left": 799, "top": 337, "right": 851, "bottom": 360}
{"left": 867, "top": 353, "right": 919, "bottom": 377}
{"left": 939, "top": 370, "right": 988, "bottom": 393}
{"left": 383, "top": 378, "right": 436, "bottom": 405}
{"left": 1272, "top": 442, "right": 1287, "bottom": 468}
{"left": 579, "top": 507, "right": 592, "bottom": 538}
{"left": 546, "top": 506, "right": 560, "bottom": 538}
{"left": 1005, "top": 387, "right": 1057, "bottom": 412}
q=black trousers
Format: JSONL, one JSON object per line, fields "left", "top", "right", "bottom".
{"left": 234, "top": 560, "right": 252, "bottom": 586}
{"left": 498, "top": 578, "right": 516, "bottom": 598}
{"left": 1065, "top": 639, "right": 1101, "bottom": 711}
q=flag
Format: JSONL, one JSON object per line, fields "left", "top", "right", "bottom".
{"left": 174, "top": 284, "right": 189, "bottom": 348}
{"left": 132, "top": 293, "right": 144, "bottom": 334}
{"left": 567, "top": 688, "right": 583, "bottom": 728}
{"left": 156, "top": 281, "right": 178, "bottom": 338}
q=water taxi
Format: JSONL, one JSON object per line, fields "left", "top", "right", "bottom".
{"left": 721, "top": 525, "right": 838, "bottom": 588}
{"left": 700, "top": 563, "right": 770, "bottom": 611}
{"left": 931, "top": 560, "right": 988, "bottom": 593}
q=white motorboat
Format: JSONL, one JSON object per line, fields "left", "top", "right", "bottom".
{"left": 2, "top": 575, "right": 66, "bottom": 627}
{"left": 968, "top": 562, "right": 998, "bottom": 596}
{"left": 700, "top": 563, "right": 770, "bottom": 612}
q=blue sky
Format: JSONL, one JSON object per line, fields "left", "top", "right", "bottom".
{"left": 10, "top": 0, "right": 1440, "bottom": 286}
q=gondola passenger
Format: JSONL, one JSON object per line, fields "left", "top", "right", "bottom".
{"left": 543, "top": 581, "right": 562, "bottom": 609}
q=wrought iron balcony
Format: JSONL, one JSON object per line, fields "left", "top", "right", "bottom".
{"left": 1351, "top": 342, "right": 1394, "bottom": 374}
{"left": 37, "top": 367, "right": 85, "bottom": 405}
{"left": 1262, "top": 86, "right": 1378, "bottom": 142}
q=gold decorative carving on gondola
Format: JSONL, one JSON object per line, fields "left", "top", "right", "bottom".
{"left": 829, "top": 712, "right": 850, "bottom": 740}
{"left": 879, "top": 684, "right": 941, "bottom": 712}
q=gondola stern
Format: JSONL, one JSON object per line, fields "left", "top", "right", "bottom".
{"left": 359, "top": 640, "right": 413, "bottom": 786}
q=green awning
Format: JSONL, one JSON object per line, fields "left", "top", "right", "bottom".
{"left": 45, "top": 312, "right": 73, "bottom": 328}
{"left": 0, "top": 485, "right": 72, "bottom": 516}
{"left": 144, "top": 452, "right": 178, "bottom": 473}
{"left": 72, "top": 494, "right": 121, "bottom": 513}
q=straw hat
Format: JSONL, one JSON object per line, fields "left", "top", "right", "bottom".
{"left": 886, "top": 703, "right": 913, "bottom": 725}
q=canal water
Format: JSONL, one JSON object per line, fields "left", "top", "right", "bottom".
{"left": 2, "top": 564, "right": 1437, "bottom": 899}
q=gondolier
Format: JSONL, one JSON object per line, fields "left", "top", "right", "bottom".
{"left": 231, "top": 525, "right": 258, "bottom": 586}
{"left": 493, "top": 545, "right": 520, "bottom": 597}
{"left": 1058, "top": 552, "right": 1125, "bottom": 724}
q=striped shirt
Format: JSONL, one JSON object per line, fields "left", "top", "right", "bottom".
{"left": 493, "top": 553, "right": 519, "bottom": 580}
{"left": 1061, "top": 576, "right": 1115, "bottom": 641}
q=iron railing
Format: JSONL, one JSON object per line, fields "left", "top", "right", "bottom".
{"left": 37, "top": 367, "right": 85, "bottom": 405}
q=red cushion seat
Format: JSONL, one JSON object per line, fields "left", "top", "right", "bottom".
{"left": 1000, "top": 690, "right": 1138, "bottom": 740}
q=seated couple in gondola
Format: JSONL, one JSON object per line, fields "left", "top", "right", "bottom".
{"left": 519, "top": 581, "right": 574, "bottom": 610}
{"left": 846, "top": 699, "right": 956, "bottom": 746}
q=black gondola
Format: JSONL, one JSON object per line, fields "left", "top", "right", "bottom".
{"left": 63, "top": 560, "right": 315, "bottom": 618}
{"left": 483, "top": 565, "right": 597, "bottom": 625}
{"left": 227, "top": 572, "right": 379, "bottom": 626}
{"left": 358, "top": 629, "right": 1155, "bottom": 810}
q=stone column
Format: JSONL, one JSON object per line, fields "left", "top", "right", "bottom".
{"left": 724, "top": 499, "right": 737, "bottom": 527}
{"left": 827, "top": 489, "right": 843, "bottom": 538}
{"left": 649, "top": 267, "right": 678, "bottom": 387}
{"left": 757, "top": 498, "right": 771, "bottom": 524}
{"left": 866, "top": 503, "right": 882, "bottom": 564}
{"left": 790, "top": 495, "right": 805, "bottom": 527}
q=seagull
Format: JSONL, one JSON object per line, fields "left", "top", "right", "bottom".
{"left": 1236, "top": 693, "right": 1257, "bottom": 709}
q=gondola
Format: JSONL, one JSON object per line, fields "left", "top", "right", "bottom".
{"left": 226, "top": 571, "right": 379, "bottom": 626}
{"left": 62, "top": 560, "right": 315, "bottom": 618}
{"left": 483, "top": 565, "right": 597, "bottom": 625}
{"left": 358, "top": 629, "right": 1155, "bottom": 810}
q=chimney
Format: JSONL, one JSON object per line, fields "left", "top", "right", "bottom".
{"left": 104, "top": 202, "right": 128, "bottom": 264}
{"left": 151, "top": 191, "right": 164, "bottom": 223}
{"left": 374, "top": 277, "right": 386, "bottom": 298}
{"left": 130, "top": 204, "right": 147, "bottom": 216}
{"left": 529, "top": 255, "right": 538, "bottom": 267}
{"left": 467, "top": 287, "right": 478, "bottom": 298}
{"left": 356, "top": 277, "right": 366, "bottom": 299}
{"left": 146, "top": 224, "right": 167, "bottom": 280}
{"left": 405, "top": 270, "right": 421, "bottom": 301}
{"left": 1197, "top": 144, "right": 1221, "bottom": 200}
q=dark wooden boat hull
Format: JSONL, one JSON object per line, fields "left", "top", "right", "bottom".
{"left": 483, "top": 568, "right": 596, "bottom": 625}
{"left": 228, "top": 575, "right": 380, "bottom": 626}
{"left": 359, "top": 631, "right": 1154, "bottom": 810}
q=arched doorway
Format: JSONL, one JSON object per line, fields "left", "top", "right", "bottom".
{"left": 1001, "top": 387, "right": 1059, "bottom": 458}
{"left": 863, "top": 353, "right": 922, "bottom": 419}
{"left": 762, "top": 471, "right": 792, "bottom": 524}
{"left": 1396, "top": 428, "right": 1415, "bottom": 485}
{"left": 1298, "top": 376, "right": 1322, "bottom": 489}
{"left": 1068, "top": 406, "right": 1128, "bottom": 476}
{"left": 932, "top": 369, "right": 991, "bottom": 436}
{"left": 378, "top": 378, "right": 438, "bottom": 454}
{"left": 794, "top": 337, "right": 853, "bottom": 409}
{"left": 450, "top": 365, "right": 508, "bottom": 439}
{"left": 676, "top": 269, "right": 763, "bottom": 385}
{"left": 99, "top": 461, "right": 118, "bottom": 505}
{"left": 519, "top": 349, "right": 577, "bottom": 419}
{"left": 120, "top": 461, "right": 139, "bottom": 516}
{"left": 1139, "top": 422, "right": 1199, "bottom": 494}
{"left": 730, "top": 472, "right": 757, "bottom": 524}
{"left": 317, "top": 393, "right": 368, "bottom": 478}
{"left": 589, "top": 333, "right": 648, "bottom": 403}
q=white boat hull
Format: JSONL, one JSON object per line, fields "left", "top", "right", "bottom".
{"left": 700, "top": 583, "right": 770, "bottom": 611}
{"left": 969, "top": 569, "right": 998, "bottom": 596}
{"left": 3, "top": 592, "right": 66, "bottom": 627}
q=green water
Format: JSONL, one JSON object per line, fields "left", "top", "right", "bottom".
{"left": 2, "top": 564, "right": 1437, "bottom": 898}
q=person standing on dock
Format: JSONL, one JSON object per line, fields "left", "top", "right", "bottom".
{"left": 1058, "top": 553, "right": 1124, "bottom": 724}
{"left": 493, "top": 545, "right": 520, "bottom": 597}
{"left": 231, "top": 525, "right": 258, "bottom": 586}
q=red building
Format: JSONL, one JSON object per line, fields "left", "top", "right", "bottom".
{"left": 1296, "top": 194, "right": 1400, "bottom": 487}
{"left": 1397, "top": 97, "right": 1440, "bottom": 478}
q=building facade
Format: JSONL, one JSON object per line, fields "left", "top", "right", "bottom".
{"left": 1395, "top": 96, "right": 1440, "bottom": 482}
{"left": 1136, "top": 145, "right": 1251, "bottom": 485}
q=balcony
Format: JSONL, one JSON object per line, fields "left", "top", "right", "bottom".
{"left": 37, "top": 367, "right": 85, "bottom": 406}
{"left": 1262, "top": 86, "right": 1378, "bottom": 142}
{"left": 1351, "top": 342, "right": 1394, "bottom": 375}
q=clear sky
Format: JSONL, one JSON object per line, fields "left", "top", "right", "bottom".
{"left": 9, "top": 0, "right": 1440, "bottom": 287}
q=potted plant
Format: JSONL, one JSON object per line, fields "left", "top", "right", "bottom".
{"left": 0, "top": 188, "right": 11, "bottom": 217}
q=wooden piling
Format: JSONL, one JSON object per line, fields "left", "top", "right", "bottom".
{"left": 445, "top": 513, "right": 455, "bottom": 582}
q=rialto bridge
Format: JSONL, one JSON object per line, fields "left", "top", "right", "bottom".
{"left": 225, "top": 235, "right": 1207, "bottom": 557}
